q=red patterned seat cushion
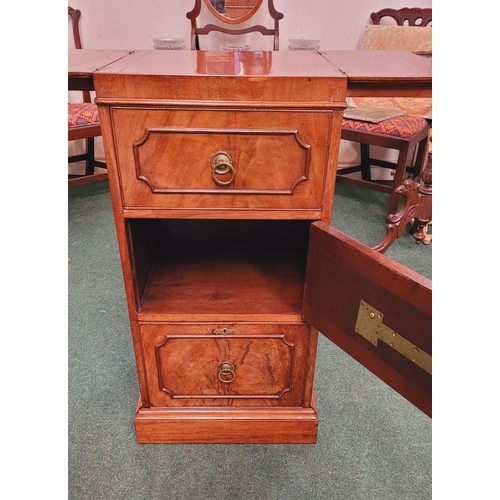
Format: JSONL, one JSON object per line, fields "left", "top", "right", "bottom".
{"left": 342, "top": 114, "right": 428, "bottom": 138}
{"left": 68, "top": 102, "right": 100, "bottom": 128}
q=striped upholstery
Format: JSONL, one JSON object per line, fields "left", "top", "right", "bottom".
{"left": 342, "top": 114, "right": 428, "bottom": 139}
{"left": 68, "top": 102, "right": 100, "bottom": 128}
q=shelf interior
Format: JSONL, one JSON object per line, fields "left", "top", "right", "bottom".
{"left": 128, "top": 219, "right": 311, "bottom": 321}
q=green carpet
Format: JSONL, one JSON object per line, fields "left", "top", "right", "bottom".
{"left": 68, "top": 180, "right": 431, "bottom": 500}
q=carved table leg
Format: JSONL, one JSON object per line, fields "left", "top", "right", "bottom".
{"left": 372, "top": 179, "right": 420, "bottom": 253}
{"left": 372, "top": 146, "right": 432, "bottom": 254}
{"left": 411, "top": 149, "right": 432, "bottom": 245}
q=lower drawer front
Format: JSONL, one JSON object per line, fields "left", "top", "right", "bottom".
{"left": 140, "top": 323, "right": 312, "bottom": 407}
{"left": 111, "top": 107, "right": 338, "bottom": 211}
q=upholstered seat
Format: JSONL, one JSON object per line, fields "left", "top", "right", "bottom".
{"left": 337, "top": 7, "right": 432, "bottom": 216}
{"left": 68, "top": 102, "right": 100, "bottom": 128}
{"left": 342, "top": 115, "right": 429, "bottom": 139}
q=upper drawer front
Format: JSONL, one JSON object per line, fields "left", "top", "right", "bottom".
{"left": 140, "top": 323, "right": 312, "bottom": 407}
{"left": 110, "top": 107, "right": 337, "bottom": 211}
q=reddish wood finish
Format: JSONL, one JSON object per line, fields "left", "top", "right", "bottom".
{"left": 94, "top": 50, "right": 346, "bottom": 225}
{"left": 303, "top": 223, "right": 431, "bottom": 417}
{"left": 322, "top": 10, "right": 432, "bottom": 221}
{"left": 322, "top": 47, "right": 432, "bottom": 216}
{"left": 187, "top": 0, "right": 283, "bottom": 50}
{"left": 68, "top": 7, "right": 88, "bottom": 101}
{"left": 80, "top": 49, "right": 433, "bottom": 443}
{"left": 372, "top": 142, "right": 433, "bottom": 252}
{"left": 93, "top": 51, "right": 348, "bottom": 443}
{"left": 93, "top": 50, "right": 346, "bottom": 102}
{"left": 109, "top": 107, "right": 339, "bottom": 215}
{"left": 339, "top": 122, "right": 430, "bottom": 215}
{"left": 132, "top": 227, "right": 309, "bottom": 322}
{"left": 320, "top": 50, "right": 432, "bottom": 98}
{"left": 134, "top": 396, "right": 318, "bottom": 444}
{"left": 70, "top": 49, "right": 432, "bottom": 98}
{"left": 68, "top": 49, "right": 133, "bottom": 90}
{"left": 140, "top": 323, "right": 313, "bottom": 407}
{"left": 68, "top": 10, "right": 129, "bottom": 184}
{"left": 371, "top": 7, "right": 432, "bottom": 27}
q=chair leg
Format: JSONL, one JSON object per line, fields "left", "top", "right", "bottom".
{"left": 388, "top": 143, "right": 411, "bottom": 215}
{"left": 411, "top": 136, "right": 429, "bottom": 179}
{"left": 360, "top": 143, "right": 372, "bottom": 181}
{"left": 85, "top": 138, "right": 95, "bottom": 176}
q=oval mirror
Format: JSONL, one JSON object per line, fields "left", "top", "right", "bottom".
{"left": 204, "top": 0, "right": 264, "bottom": 24}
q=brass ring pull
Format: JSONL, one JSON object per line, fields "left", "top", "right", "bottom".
{"left": 217, "top": 361, "right": 236, "bottom": 384}
{"left": 212, "top": 163, "right": 236, "bottom": 186}
{"left": 210, "top": 151, "right": 236, "bottom": 186}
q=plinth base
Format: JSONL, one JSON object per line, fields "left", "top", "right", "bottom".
{"left": 134, "top": 394, "right": 318, "bottom": 444}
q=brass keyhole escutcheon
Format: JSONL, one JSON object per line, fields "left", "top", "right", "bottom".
{"left": 217, "top": 361, "right": 236, "bottom": 384}
{"left": 210, "top": 151, "right": 236, "bottom": 186}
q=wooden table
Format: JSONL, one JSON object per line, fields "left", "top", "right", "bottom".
{"left": 69, "top": 49, "right": 431, "bottom": 97}
{"left": 68, "top": 49, "right": 133, "bottom": 91}
{"left": 320, "top": 50, "right": 431, "bottom": 97}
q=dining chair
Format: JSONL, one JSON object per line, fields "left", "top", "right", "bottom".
{"left": 336, "top": 7, "right": 432, "bottom": 216}
{"left": 187, "top": 0, "right": 283, "bottom": 50}
{"left": 371, "top": 7, "right": 432, "bottom": 26}
{"left": 68, "top": 6, "right": 106, "bottom": 186}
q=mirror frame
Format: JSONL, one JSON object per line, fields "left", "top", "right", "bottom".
{"left": 203, "top": 0, "right": 264, "bottom": 25}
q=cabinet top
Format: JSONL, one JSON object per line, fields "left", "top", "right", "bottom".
{"left": 89, "top": 50, "right": 431, "bottom": 102}
{"left": 93, "top": 50, "right": 348, "bottom": 104}
{"left": 94, "top": 50, "right": 344, "bottom": 78}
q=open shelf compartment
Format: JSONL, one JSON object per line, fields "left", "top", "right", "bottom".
{"left": 127, "top": 219, "right": 312, "bottom": 322}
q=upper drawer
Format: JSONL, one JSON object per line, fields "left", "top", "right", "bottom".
{"left": 109, "top": 107, "right": 341, "bottom": 213}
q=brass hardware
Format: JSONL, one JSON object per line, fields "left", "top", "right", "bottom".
{"left": 210, "top": 151, "right": 236, "bottom": 186}
{"left": 217, "top": 361, "right": 236, "bottom": 383}
{"left": 355, "top": 300, "right": 431, "bottom": 375}
{"left": 212, "top": 327, "right": 236, "bottom": 335}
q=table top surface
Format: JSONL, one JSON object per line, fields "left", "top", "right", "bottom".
{"left": 68, "top": 49, "right": 431, "bottom": 97}
{"left": 68, "top": 49, "right": 133, "bottom": 78}
{"left": 320, "top": 50, "right": 431, "bottom": 82}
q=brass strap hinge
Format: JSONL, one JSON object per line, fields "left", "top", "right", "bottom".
{"left": 355, "top": 300, "right": 431, "bottom": 375}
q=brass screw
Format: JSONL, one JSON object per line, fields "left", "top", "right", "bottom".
{"left": 369, "top": 312, "right": 375, "bottom": 319}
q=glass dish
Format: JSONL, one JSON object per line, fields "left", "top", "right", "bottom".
{"left": 288, "top": 39, "right": 321, "bottom": 51}
{"left": 220, "top": 43, "right": 251, "bottom": 51}
{"left": 152, "top": 37, "right": 185, "bottom": 46}
{"left": 153, "top": 44, "right": 185, "bottom": 50}
{"left": 288, "top": 45, "right": 320, "bottom": 51}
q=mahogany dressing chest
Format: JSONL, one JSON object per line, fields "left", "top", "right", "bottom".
{"left": 93, "top": 50, "right": 431, "bottom": 443}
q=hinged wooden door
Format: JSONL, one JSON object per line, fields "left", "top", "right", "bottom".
{"left": 303, "top": 222, "right": 431, "bottom": 417}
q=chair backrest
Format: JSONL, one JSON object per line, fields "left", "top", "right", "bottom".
{"left": 371, "top": 7, "right": 432, "bottom": 27}
{"left": 186, "top": 0, "right": 283, "bottom": 50}
{"left": 68, "top": 6, "right": 91, "bottom": 103}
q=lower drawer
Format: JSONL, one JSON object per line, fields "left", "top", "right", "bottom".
{"left": 139, "top": 323, "right": 314, "bottom": 407}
